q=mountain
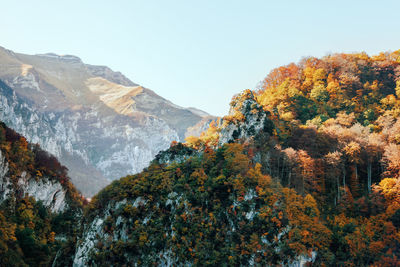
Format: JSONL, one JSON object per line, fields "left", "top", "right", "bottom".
{"left": 71, "top": 50, "right": 400, "bottom": 266}
{"left": 0, "top": 46, "right": 214, "bottom": 196}
{"left": 3, "top": 48, "right": 400, "bottom": 266}
{"left": 0, "top": 121, "right": 83, "bottom": 266}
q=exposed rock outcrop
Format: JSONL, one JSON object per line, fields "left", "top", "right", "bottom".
{"left": 218, "top": 89, "right": 274, "bottom": 145}
{"left": 0, "top": 149, "right": 67, "bottom": 213}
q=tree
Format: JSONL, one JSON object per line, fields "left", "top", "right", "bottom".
{"left": 325, "top": 151, "right": 343, "bottom": 204}
{"left": 344, "top": 141, "right": 362, "bottom": 195}
{"left": 382, "top": 144, "right": 400, "bottom": 178}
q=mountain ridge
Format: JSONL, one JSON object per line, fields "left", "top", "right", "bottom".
{"left": 0, "top": 46, "right": 215, "bottom": 196}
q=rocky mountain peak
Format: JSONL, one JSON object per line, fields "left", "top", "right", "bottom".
{"left": 85, "top": 64, "right": 138, "bottom": 87}
{"left": 35, "top": 53, "right": 83, "bottom": 63}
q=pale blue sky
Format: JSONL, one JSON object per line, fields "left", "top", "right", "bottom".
{"left": 1, "top": 1, "right": 400, "bottom": 116}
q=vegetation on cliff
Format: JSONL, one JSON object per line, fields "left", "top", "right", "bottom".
{"left": 0, "top": 122, "right": 84, "bottom": 266}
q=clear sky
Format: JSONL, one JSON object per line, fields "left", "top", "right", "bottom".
{"left": 1, "top": 1, "right": 400, "bottom": 116}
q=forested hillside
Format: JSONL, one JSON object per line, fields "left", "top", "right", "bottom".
{"left": 0, "top": 122, "right": 84, "bottom": 266}
{"left": 73, "top": 50, "right": 400, "bottom": 266}
{"left": 81, "top": 143, "right": 329, "bottom": 265}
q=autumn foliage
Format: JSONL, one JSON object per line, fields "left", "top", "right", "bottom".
{"left": 89, "top": 143, "right": 331, "bottom": 265}
{"left": 181, "top": 51, "right": 400, "bottom": 265}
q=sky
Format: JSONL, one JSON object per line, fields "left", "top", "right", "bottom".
{"left": 1, "top": 1, "right": 400, "bottom": 116}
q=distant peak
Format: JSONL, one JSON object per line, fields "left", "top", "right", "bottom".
{"left": 0, "top": 46, "right": 17, "bottom": 57}
{"left": 35, "top": 53, "right": 82, "bottom": 63}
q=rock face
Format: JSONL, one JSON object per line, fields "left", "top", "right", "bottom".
{"left": 218, "top": 89, "right": 274, "bottom": 145}
{"left": 0, "top": 46, "right": 211, "bottom": 196}
{"left": 0, "top": 150, "right": 66, "bottom": 213}
{"left": 73, "top": 199, "right": 128, "bottom": 266}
